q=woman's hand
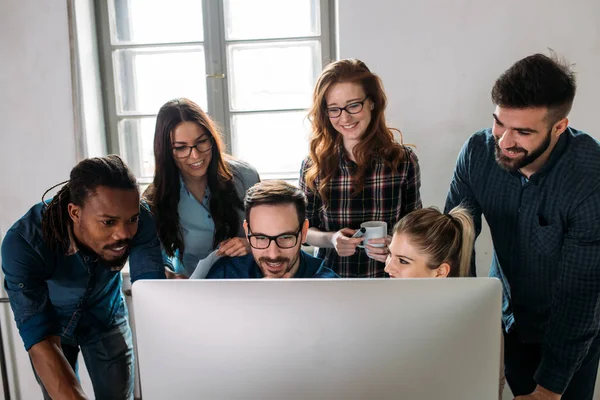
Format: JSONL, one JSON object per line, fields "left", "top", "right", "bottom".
{"left": 217, "top": 237, "right": 251, "bottom": 257}
{"left": 331, "top": 228, "right": 364, "bottom": 257}
{"left": 365, "top": 235, "right": 392, "bottom": 263}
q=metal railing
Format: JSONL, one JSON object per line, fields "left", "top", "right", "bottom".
{"left": 0, "top": 297, "right": 12, "bottom": 400}
{"left": 0, "top": 293, "right": 136, "bottom": 400}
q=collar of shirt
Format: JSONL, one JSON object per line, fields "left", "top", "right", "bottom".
{"left": 338, "top": 144, "right": 356, "bottom": 169}
{"left": 65, "top": 224, "right": 79, "bottom": 256}
{"left": 180, "top": 174, "right": 211, "bottom": 206}
{"left": 337, "top": 143, "right": 385, "bottom": 170}
{"left": 65, "top": 224, "right": 101, "bottom": 265}
{"left": 511, "top": 128, "right": 570, "bottom": 184}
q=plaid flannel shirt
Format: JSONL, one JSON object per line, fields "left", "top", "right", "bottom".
{"left": 300, "top": 145, "right": 422, "bottom": 278}
{"left": 445, "top": 127, "right": 600, "bottom": 394}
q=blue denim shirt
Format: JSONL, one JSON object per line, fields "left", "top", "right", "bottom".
{"left": 1, "top": 201, "right": 165, "bottom": 350}
{"left": 206, "top": 250, "right": 339, "bottom": 279}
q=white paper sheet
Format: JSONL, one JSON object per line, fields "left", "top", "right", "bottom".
{"left": 189, "top": 249, "right": 224, "bottom": 279}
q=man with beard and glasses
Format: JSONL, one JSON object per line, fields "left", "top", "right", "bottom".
{"left": 445, "top": 53, "right": 600, "bottom": 400}
{"left": 1, "top": 155, "right": 165, "bottom": 400}
{"left": 205, "top": 180, "right": 338, "bottom": 279}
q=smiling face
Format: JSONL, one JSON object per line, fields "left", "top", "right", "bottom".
{"left": 384, "top": 233, "right": 449, "bottom": 279}
{"left": 171, "top": 121, "right": 213, "bottom": 182}
{"left": 244, "top": 203, "right": 308, "bottom": 278}
{"left": 69, "top": 186, "right": 140, "bottom": 267}
{"left": 492, "top": 106, "right": 566, "bottom": 176}
{"left": 325, "top": 82, "right": 373, "bottom": 148}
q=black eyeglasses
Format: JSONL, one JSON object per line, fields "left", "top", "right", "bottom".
{"left": 325, "top": 97, "right": 369, "bottom": 118}
{"left": 247, "top": 225, "right": 303, "bottom": 249}
{"left": 172, "top": 137, "right": 213, "bottom": 159}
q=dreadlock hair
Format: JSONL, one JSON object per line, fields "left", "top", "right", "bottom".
{"left": 41, "top": 154, "right": 138, "bottom": 253}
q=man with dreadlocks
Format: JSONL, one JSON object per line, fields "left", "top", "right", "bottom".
{"left": 1, "top": 155, "right": 165, "bottom": 399}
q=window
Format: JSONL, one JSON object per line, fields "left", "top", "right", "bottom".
{"left": 96, "top": 0, "right": 334, "bottom": 183}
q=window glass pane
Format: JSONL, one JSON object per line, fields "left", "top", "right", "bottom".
{"left": 228, "top": 41, "right": 320, "bottom": 111}
{"left": 118, "top": 117, "right": 157, "bottom": 179}
{"left": 231, "top": 112, "right": 310, "bottom": 178}
{"left": 224, "top": 0, "right": 319, "bottom": 40}
{"left": 109, "top": 0, "right": 203, "bottom": 44}
{"left": 113, "top": 46, "right": 207, "bottom": 114}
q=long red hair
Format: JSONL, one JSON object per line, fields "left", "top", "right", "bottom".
{"left": 305, "top": 59, "right": 406, "bottom": 204}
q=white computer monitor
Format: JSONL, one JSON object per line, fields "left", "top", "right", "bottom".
{"left": 132, "top": 278, "right": 502, "bottom": 400}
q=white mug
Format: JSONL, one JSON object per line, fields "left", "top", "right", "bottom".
{"left": 359, "top": 221, "right": 387, "bottom": 248}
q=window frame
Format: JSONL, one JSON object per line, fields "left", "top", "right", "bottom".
{"left": 95, "top": 0, "right": 336, "bottom": 183}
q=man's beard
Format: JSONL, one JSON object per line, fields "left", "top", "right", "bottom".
{"left": 257, "top": 252, "right": 301, "bottom": 278}
{"left": 101, "top": 240, "right": 132, "bottom": 268}
{"left": 494, "top": 128, "right": 552, "bottom": 172}
{"left": 76, "top": 238, "right": 131, "bottom": 268}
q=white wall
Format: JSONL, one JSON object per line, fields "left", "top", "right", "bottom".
{"left": 337, "top": 0, "right": 600, "bottom": 258}
{"left": 73, "top": 0, "right": 108, "bottom": 158}
{"left": 1, "top": 0, "right": 599, "bottom": 398}
{"left": 337, "top": 0, "right": 600, "bottom": 398}
{"left": 0, "top": 1, "right": 92, "bottom": 399}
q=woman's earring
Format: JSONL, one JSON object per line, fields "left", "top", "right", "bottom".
{"left": 370, "top": 104, "right": 375, "bottom": 110}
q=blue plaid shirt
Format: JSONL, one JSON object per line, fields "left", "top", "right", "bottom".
{"left": 1, "top": 201, "right": 165, "bottom": 350}
{"left": 445, "top": 127, "right": 600, "bottom": 394}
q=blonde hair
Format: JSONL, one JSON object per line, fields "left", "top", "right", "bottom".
{"left": 392, "top": 206, "right": 475, "bottom": 277}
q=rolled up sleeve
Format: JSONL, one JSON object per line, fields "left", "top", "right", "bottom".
{"left": 535, "top": 194, "right": 600, "bottom": 393}
{"left": 1, "top": 230, "right": 60, "bottom": 350}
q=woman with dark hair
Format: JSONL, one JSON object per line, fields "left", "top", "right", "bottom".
{"left": 144, "top": 98, "right": 260, "bottom": 278}
{"left": 299, "top": 59, "right": 422, "bottom": 278}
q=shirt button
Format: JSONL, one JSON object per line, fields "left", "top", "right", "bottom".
{"left": 18, "top": 283, "right": 24, "bottom": 288}
{"left": 84, "top": 256, "right": 89, "bottom": 261}
{"left": 208, "top": 215, "right": 212, "bottom": 219}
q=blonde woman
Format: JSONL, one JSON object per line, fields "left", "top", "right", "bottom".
{"left": 385, "top": 206, "right": 505, "bottom": 399}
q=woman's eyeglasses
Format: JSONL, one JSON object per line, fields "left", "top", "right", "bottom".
{"left": 325, "top": 97, "right": 369, "bottom": 118}
{"left": 172, "top": 137, "right": 213, "bottom": 159}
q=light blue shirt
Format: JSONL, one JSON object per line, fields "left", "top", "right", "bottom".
{"left": 176, "top": 181, "right": 214, "bottom": 275}
{"left": 164, "top": 158, "right": 260, "bottom": 276}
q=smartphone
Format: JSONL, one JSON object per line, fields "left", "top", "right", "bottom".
{"left": 350, "top": 227, "right": 366, "bottom": 238}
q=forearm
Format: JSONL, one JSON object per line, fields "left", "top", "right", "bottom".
{"left": 535, "top": 315, "right": 599, "bottom": 394}
{"left": 305, "top": 227, "right": 335, "bottom": 248}
{"left": 29, "top": 337, "right": 88, "bottom": 400}
{"left": 535, "top": 226, "right": 600, "bottom": 393}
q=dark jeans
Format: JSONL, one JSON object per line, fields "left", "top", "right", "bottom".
{"left": 32, "top": 320, "right": 134, "bottom": 400}
{"left": 504, "top": 329, "right": 600, "bottom": 400}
